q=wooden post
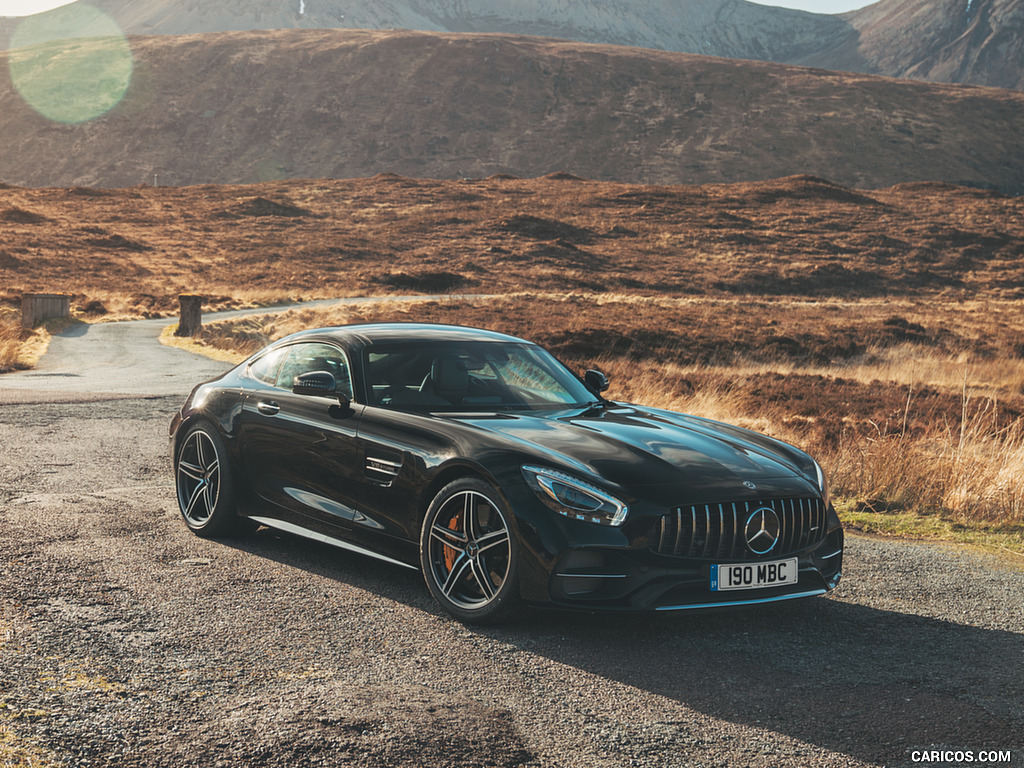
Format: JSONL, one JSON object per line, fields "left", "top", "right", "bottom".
{"left": 21, "top": 293, "right": 71, "bottom": 328}
{"left": 176, "top": 294, "right": 204, "bottom": 337}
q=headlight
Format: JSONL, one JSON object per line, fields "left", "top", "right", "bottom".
{"left": 521, "top": 465, "right": 628, "bottom": 527}
{"left": 813, "top": 459, "right": 831, "bottom": 508}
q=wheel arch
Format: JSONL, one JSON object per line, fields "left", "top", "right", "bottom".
{"left": 173, "top": 412, "right": 224, "bottom": 460}
{"left": 172, "top": 411, "right": 246, "bottom": 497}
{"left": 417, "top": 460, "right": 501, "bottom": 526}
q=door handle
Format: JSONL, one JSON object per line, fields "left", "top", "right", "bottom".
{"left": 257, "top": 400, "right": 280, "bottom": 416}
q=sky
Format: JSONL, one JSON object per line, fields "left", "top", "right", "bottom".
{"left": 0, "top": 0, "right": 76, "bottom": 16}
{"left": 2, "top": 0, "right": 875, "bottom": 18}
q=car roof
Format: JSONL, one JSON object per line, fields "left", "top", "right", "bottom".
{"left": 274, "top": 322, "right": 532, "bottom": 349}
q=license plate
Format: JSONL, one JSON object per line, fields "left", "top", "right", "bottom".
{"left": 711, "top": 558, "right": 798, "bottom": 591}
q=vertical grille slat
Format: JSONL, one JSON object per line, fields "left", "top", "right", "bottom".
{"left": 694, "top": 506, "right": 701, "bottom": 556}
{"left": 652, "top": 497, "right": 827, "bottom": 560}
{"left": 731, "top": 503, "right": 740, "bottom": 559}
{"left": 672, "top": 508, "right": 682, "bottom": 556}
{"left": 716, "top": 504, "right": 725, "bottom": 558}
{"left": 688, "top": 507, "right": 697, "bottom": 558}
{"left": 783, "top": 498, "right": 794, "bottom": 553}
{"left": 701, "top": 506, "right": 711, "bottom": 558}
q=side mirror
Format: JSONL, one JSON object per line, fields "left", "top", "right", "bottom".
{"left": 584, "top": 369, "right": 609, "bottom": 393}
{"left": 293, "top": 371, "right": 351, "bottom": 408}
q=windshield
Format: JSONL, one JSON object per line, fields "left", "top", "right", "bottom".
{"left": 363, "top": 340, "right": 595, "bottom": 410}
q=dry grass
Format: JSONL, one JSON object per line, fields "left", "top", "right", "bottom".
{"left": 0, "top": 309, "right": 49, "bottom": 374}
{"left": 832, "top": 416, "right": 1024, "bottom": 523}
{"left": 0, "top": 713, "right": 59, "bottom": 768}
{"left": 0, "top": 725, "right": 61, "bottom": 768}
{"left": 3, "top": 175, "right": 1024, "bottom": 324}
{"left": 181, "top": 293, "right": 1024, "bottom": 536}
{"left": 0, "top": 313, "right": 23, "bottom": 374}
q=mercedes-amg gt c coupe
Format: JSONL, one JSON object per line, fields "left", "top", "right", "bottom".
{"left": 171, "top": 323, "right": 843, "bottom": 623}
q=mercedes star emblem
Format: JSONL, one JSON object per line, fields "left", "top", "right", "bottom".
{"left": 745, "top": 507, "right": 781, "bottom": 555}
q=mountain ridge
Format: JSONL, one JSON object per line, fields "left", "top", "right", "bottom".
{"left": 2, "top": 0, "right": 1023, "bottom": 90}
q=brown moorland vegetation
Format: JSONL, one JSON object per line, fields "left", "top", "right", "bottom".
{"left": 2, "top": 174, "right": 1023, "bottom": 543}
{"left": 1, "top": 173, "right": 1023, "bottom": 318}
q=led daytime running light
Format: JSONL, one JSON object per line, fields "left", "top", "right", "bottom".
{"left": 522, "top": 465, "right": 628, "bottom": 527}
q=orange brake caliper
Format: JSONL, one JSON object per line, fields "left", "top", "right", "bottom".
{"left": 443, "top": 513, "right": 461, "bottom": 573}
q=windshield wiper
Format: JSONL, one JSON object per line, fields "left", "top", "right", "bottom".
{"left": 579, "top": 399, "right": 610, "bottom": 415}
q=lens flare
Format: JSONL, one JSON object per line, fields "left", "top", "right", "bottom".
{"left": 8, "top": 3, "right": 132, "bottom": 124}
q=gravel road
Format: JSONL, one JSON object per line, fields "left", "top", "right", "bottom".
{"left": 0, "top": 307, "right": 1021, "bottom": 768}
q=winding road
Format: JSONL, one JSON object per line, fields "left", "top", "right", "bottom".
{"left": 0, "top": 296, "right": 428, "bottom": 399}
{"left": 0, "top": 300, "right": 1021, "bottom": 768}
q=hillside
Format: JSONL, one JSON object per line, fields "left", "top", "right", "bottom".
{"left": 2, "top": 29, "right": 1024, "bottom": 190}
{"left": 3, "top": 0, "right": 1023, "bottom": 90}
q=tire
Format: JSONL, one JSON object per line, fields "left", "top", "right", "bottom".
{"left": 420, "top": 477, "right": 521, "bottom": 624}
{"left": 174, "top": 422, "right": 242, "bottom": 538}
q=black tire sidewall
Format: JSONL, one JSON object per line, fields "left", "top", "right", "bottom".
{"left": 420, "top": 477, "right": 521, "bottom": 624}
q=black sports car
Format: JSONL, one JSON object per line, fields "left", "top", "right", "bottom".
{"left": 170, "top": 323, "right": 843, "bottom": 623}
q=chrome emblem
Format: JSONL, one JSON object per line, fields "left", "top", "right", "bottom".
{"left": 743, "top": 481, "right": 757, "bottom": 490}
{"left": 744, "top": 508, "right": 780, "bottom": 555}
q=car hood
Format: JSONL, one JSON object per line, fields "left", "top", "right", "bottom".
{"left": 446, "top": 404, "right": 819, "bottom": 504}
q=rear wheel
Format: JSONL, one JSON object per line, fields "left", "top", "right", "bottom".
{"left": 174, "top": 422, "right": 242, "bottom": 538}
{"left": 420, "top": 477, "right": 520, "bottom": 624}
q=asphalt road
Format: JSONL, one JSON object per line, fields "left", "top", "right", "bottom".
{"left": 0, "top": 306, "right": 1022, "bottom": 768}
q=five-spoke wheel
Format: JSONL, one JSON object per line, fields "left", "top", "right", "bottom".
{"left": 421, "top": 478, "right": 520, "bottom": 623}
{"left": 175, "top": 423, "right": 238, "bottom": 537}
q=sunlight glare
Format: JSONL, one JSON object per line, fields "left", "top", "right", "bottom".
{"left": 7, "top": 2, "right": 133, "bottom": 124}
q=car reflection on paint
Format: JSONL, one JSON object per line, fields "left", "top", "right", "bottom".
{"left": 170, "top": 323, "right": 843, "bottom": 623}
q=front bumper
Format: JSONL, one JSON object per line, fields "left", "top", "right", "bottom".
{"left": 511, "top": 488, "right": 844, "bottom": 612}
{"left": 546, "top": 527, "right": 842, "bottom": 611}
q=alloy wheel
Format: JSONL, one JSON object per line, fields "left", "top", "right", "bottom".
{"left": 427, "top": 490, "right": 512, "bottom": 610}
{"left": 176, "top": 429, "right": 222, "bottom": 527}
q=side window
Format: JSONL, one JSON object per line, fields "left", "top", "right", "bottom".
{"left": 247, "top": 346, "right": 290, "bottom": 385}
{"left": 363, "top": 348, "right": 434, "bottom": 406}
{"left": 274, "top": 342, "right": 353, "bottom": 398}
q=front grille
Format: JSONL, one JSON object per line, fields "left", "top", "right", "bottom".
{"left": 651, "top": 498, "right": 826, "bottom": 560}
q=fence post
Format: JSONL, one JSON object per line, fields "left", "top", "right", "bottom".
{"left": 176, "top": 294, "right": 204, "bottom": 337}
{"left": 21, "top": 293, "right": 71, "bottom": 329}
